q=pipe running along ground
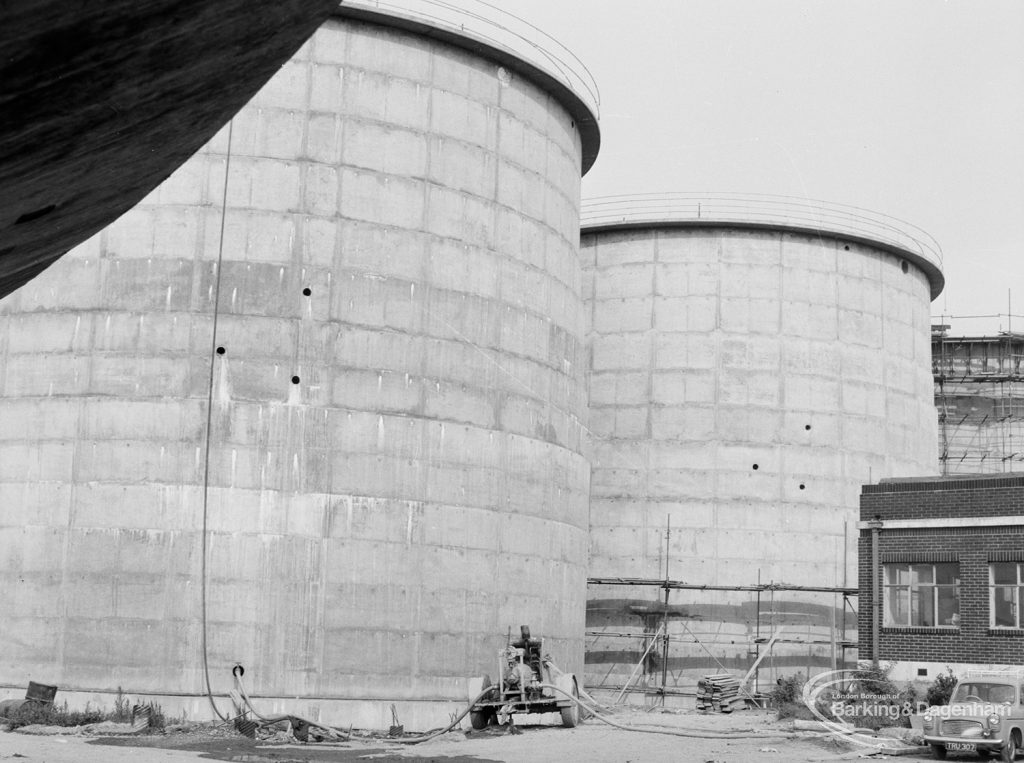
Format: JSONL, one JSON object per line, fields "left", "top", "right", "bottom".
{"left": 230, "top": 670, "right": 791, "bottom": 744}
{"left": 233, "top": 671, "right": 494, "bottom": 744}
{"left": 539, "top": 684, "right": 790, "bottom": 741}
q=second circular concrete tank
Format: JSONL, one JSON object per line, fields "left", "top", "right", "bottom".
{"left": 581, "top": 195, "right": 942, "bottom": 683}
{"left": 0, "top": 4, "right": 599, "bottom": 728}
{"left": 583, "top": 196, "right": 942, "bottom": 584}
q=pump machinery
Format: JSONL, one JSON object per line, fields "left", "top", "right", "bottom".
{"left": 466, "top": 625, "right": 581, "bottom": 729}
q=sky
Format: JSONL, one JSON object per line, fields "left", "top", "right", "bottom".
{"left": 472, "top": 0, "right": 1024, "bottom": 335}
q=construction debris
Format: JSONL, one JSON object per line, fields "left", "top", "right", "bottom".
{"left": 388, "top": 704, "right": 403, "bottom": 737}
{"left": 696, "top": 674, "right": 746, "bottom": 713}
{"left": 129, "top": 704, "right": 150, "bottom": 733}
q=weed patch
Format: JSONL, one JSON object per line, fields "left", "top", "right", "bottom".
{"left": 4, "top": 701, "right": 105, "bottom": 729}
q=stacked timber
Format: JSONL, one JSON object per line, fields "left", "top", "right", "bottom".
{"left": 696, "top": 674, "right": 745, "bottom": 713}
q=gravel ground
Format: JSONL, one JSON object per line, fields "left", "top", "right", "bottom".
{"left": 0, "top": 707, "right": 937, "bottom": 763}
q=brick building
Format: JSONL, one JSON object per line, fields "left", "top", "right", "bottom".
{"left": 859, "top": 474, "right": 1024, "bottom": 683}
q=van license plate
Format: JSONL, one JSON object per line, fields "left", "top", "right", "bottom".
{"left": 947, "top": 742, "right": 976, "bottom": 752}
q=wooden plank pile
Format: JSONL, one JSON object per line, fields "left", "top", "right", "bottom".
{"left": 696, "top": 673, "right": 746, "bottom": 713}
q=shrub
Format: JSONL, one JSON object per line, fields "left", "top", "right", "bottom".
{"left": 4, "top": 701, "right": 104, "bottom": 729}
{"left": 769, "top": 672, "right": 805, "bottom": 706}
{"left": 144, "top": 702, "right": 166, "bottom": 730}
{"left": 111, "top": 688, "right": 131, "bottom": 723}
{"left": 62, "top": 704, "right": 106, "bottom": 727}
{"left": 770, "top": 673, "right": 813, "bottom": 720}
{"left": 851, "top": 664, "right": 899, "bottom": 697}
{"left": 842, "top": 664, "right": 916, "bottom": 729}
{"left": 3, "top": 702, "right": 57, "bottom": 729}
{"left": 2, "top": 693, "right": 166, "bottom": 732}
{"left": 925, "top": 669, "right": 957, "bottom": 707}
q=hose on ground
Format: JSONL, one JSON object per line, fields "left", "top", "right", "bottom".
{"left": 232, "top": 670, "right": 496, "bottom": 745}
{"left": 233, "top": 671, "right": 348, "bottom": 740}
{"left": 375, "top": 685, "right": 497, "bottom": 745}
{"left": 231, "top": 669, "right": 791, "bottom": 744}
{"left": 539, "top": 684, "right": 792, "bottom": 741}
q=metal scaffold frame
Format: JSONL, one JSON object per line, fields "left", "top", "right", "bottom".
{"left": 585, "top": 576, "right": 859, "bottom": 704}
{"left": 933, "top": 327, "right": 1024, "bottom": 474}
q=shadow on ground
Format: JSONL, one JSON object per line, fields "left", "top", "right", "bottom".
{"left": 92, "top": 733, "right": 503, "bottom": 763}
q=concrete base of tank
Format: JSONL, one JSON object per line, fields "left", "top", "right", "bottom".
{"left": 0, "top": 684, "right": 580, "bottom": 732}
{"left": 0, "top": 688, "right": 461, "bottom": 732}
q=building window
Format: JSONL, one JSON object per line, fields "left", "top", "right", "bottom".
{"left": 883, "top": 563, "right": 960, "bottom": 627}
{"left": 990, "top": 562, "right": 1024, "bottom": 629}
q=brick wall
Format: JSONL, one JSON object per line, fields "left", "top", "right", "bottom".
{"left": 859, "top": 477, "right": 1024, "bottom": 664}
{"left": 861, "top": 475, "right": 1024, "bottom": 521}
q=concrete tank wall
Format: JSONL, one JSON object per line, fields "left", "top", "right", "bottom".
{"left": 583, "top": 225, "right": 939, "bottom": 587}
{"left": 0, "top": 9, "right": 597, "bottom": 729}
{"left": 582, "top": 223, "right": 940, "bottom": 690}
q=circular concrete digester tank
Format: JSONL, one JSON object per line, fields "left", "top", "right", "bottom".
{"left": 581, "top": 194, "right": 942, "bottom": 685}
{"left": 0, "top": 3, "right": 599, "bottom": 727}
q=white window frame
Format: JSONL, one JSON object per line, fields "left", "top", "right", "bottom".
{"left": 989, "top": 562, "right": 1024, "bottom": 629}
{"left": 883, "top": 562, "right": 960, "bottom": 628}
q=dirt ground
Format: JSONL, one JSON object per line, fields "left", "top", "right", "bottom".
{"left": 0, "top": 707, "right": 947, "bottom": 763}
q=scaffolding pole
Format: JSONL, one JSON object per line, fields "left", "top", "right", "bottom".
{"left": 586, "top": 577, "right": 859, "bottom": 696}
{"left": 589, "top": 577, "right": 858, "bottom": 595}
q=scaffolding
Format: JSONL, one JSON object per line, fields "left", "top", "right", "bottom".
{"left": 933, "top": 327, "right": 1024, "bottom": 474}
{"left": 584, "top": 576, "right": 858, "bottom": 703}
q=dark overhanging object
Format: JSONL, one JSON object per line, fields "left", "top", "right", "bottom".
{"left": 0, "top": 0, "right": 337, "bottom": 299}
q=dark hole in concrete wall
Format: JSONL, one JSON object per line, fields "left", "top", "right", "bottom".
{"left": 302, "top": 287, "right": 311, "bottom": 296}
{"left": 291, "top": 375, "right": 300, "bottom": 384}
{"left": 216, "top": 346, "right": 225, "bottom": 355}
